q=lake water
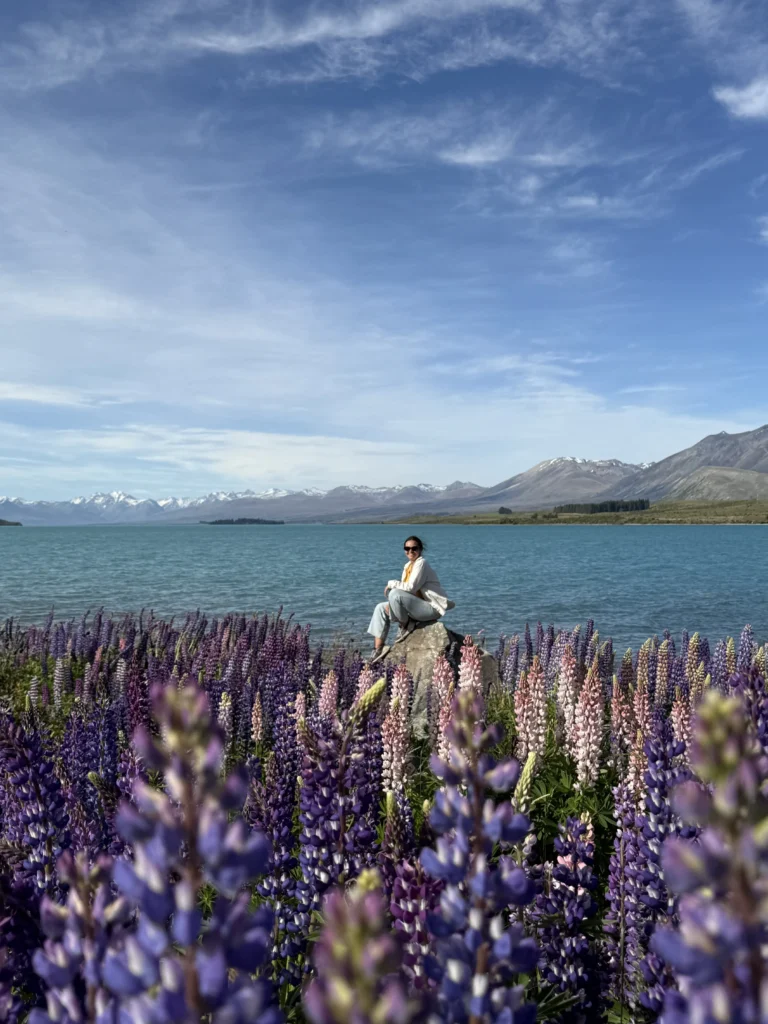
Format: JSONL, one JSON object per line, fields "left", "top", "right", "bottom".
{"left": 0, "top": 524, "right": 766, "bottom": 652}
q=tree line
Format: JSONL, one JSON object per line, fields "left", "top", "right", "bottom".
{"left": 552, "top": 499, "right": 650, "bottom": 514}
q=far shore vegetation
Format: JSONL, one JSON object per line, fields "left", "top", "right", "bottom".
{"left": 200, "top": 517, "right": 284, "bottom": 525}
{"left": 0, "top": 519, "right": 21, "bottom": 526}
{"left": 380, "top": 499, "right": 768, "bottom": 526}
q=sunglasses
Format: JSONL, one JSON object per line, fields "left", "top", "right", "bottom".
{"left": 404, "top": 546, "right": 421, "bottom": 552}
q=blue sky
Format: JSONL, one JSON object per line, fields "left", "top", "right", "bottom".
{"left": 2, "top": 0, "right": 768, "bottom": 500}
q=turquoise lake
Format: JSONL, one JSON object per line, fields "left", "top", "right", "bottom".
{"left": 0, "top": 524, "right": 766, "bottom": 652}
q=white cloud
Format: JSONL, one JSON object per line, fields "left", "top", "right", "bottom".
{"left": 758, "top": 216, "right": 768, "bottom": 243}
{"left": 713, "top": 77, "right": 768, "bottom": 119}
{"left": 0, "top": 382, "right": 88, "bottom": 406}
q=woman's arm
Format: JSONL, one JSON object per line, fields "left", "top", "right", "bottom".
{"left": 387, "top": 558, "right": 427, "bottom": 594}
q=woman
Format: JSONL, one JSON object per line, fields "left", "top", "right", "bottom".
{"left": 368, "top": 535, "right": 455, "bottom": 665}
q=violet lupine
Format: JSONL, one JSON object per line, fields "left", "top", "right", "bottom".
{"left": 458, "top": 636, "right": 483, "bottom": 694}
{"left": 651, "top": 690, "right": 768, "bottom": 1024}
{"left": 104, "top": 681, "right": 281, "bottom": 1023}
{"left": 556, "top": 645, "right": 579, "bottom": 756}
{"left": 390, "top": 857, "right": 444, "bottom": 993}
{"left": 0, "top": 718, "right": 71, "bottom": 892}
{"left": 530, "top": 817, "right": 602, "bottom": 1023}
{"left": 737, "top": 623, "right": 756, "bottom": 673}
{"left": 604, "top": 782, "right": 644, "bottom": 1007}
{"left": 295, "top": 680, "right": 386, "bottom": 944}
{"left": 304, "top": 870, "right": 424, "bottom": 1024}
{"left": 29, "top": 851, "right": 129, "bottom": 1024}
{"left": 635, "top": 717, "right": 694, "bottom": 1016}
{"left": 502, "top": 635, "right": 520, "bottom": 693}
{"left": 421, "top": 688, "right": 538, "bottom": 1024}
{"left": 730, "top": 666, "right": 768, "bottom": 757}
{"left": 573, "top": 659, "right": 604, "bottom": 789}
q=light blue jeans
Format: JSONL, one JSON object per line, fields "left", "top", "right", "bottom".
{"left": 368, "top": 588, "right": 440, "bottom": 642}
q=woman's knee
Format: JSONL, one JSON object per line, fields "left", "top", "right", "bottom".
{"left": 388, "top": 589, "right": 403, "bottom": 610}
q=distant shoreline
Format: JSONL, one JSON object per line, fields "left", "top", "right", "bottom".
{"left": 358, "top": 498, "right": 768, "bottom": 527}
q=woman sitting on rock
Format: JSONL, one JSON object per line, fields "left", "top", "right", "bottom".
{"left": 368, "top": 535, "right": 455, "bottom": 665}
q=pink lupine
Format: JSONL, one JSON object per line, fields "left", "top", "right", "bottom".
{"left": 574, "top": 658, "right": 604, "bottom": 789}
{"left": 633, "top": 671, "right": 651, "bottom": 742}
{"left": 610, "top": 674, "right": 635, "bottom": 769}
{"left": 318, "top": 669, "right": 339, "bottom": 723}
{"left": 382, "top": 664, "right": 412, "bottom": 793}
{"left": 436, "top": 682, "right": 455, "bottom": 763}
{"left": 626, "top": 729, "right": 647, "bottom": 805}
{"left": 514, "top": 668, "right": 532, "bottom": 761}
{"left": 356, "top": 664, "right": 377, "bottom": 702}
{"left": 295, "top": 691, "right": 307, "bottom": 738}
{"left": 515, "top": 655, "right": 546, "bottom": 761}
{"left": 670, "top": 686, "right": 692, "bottom": 765}
{"left": 458, "top": 635, "right": 482, "bottom": 693}
{"left": 557, "top": 645, "right": 580, "bottom": 754}
{"left": 655, "top": 639, "right": 670, "bottom": 707}
{"left": 431, "top": 655, "right": 454, "bottom": 756}
{"left": 251, "top": 691, "right": 263, "bottom": 745}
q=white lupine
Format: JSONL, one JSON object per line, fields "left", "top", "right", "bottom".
{"left": 574, "top": 659, "right": 604, "bottom": 789}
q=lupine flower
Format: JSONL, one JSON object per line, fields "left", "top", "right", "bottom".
{"left": 304, "top": 870, "right": 424, "bottom": 1023}
{"left": 382, "top": 665, "right": 412, "bottom": 794}
{"left": 530, "top": 817, "right": 602, "bottom": 1022}
{"left": 573, "top": 659, "right": 604, "bottom": 789}
{"left": 670, "top": 688, "right": 692, "bottom": 766}
{"left": 655, "top": 639, "right": 671, "bottom": 708}
{"left": 556, "top": 645, "right": 580, "bottom": 755}
{"left": 651, "top": 690, "right": 768, "bottom": 1024}
{"left": 421, "top": 688, "right": 538, "bottom": 1024}
{"left": 725, "top": 636, "right": 737, "bottom": 675}
{"left": 512, "top": 751, "right": 538, "bottom": 815}
{"left": 218, "top": 690, "right": 234, "bottom": 749}
{"left": 458, "top": 635, "right": 483, "bottom": 693}
{"left": 355, "top": 664, "right": 376, "bottom": 702}
{"left": 0, "top": 719, "right": 71, "bottom": 892}
{"left": 431, "top": 655, "right": 455, "bottom": 754}
{"left": 104, "top": 681, "right": 281, "bottom": 1023}
{"left": 502, "top": 635, "right": 520, "bottom": 692}
{"left": 604, "top": 782, "right": 644, "bottom": 1006}
{"left": 29, "top": 851, "right": 129, "bottom": 1024}
{"left": 252, "top": 692, "right": 264, "bottom": 746}
{"left": 737, "top": 623, "right": 755, "bottom": 673}
{"left": 516, "top": 655, "right": 547, "bottom": 761}
{"left": 318, "top": 669, "right": 339, "bottom": 723}
{"left": 390, "top": 857, "right": 443, "bottom": 992}
{"left": 610, "top": 674, "right": 635, "bottom": 772}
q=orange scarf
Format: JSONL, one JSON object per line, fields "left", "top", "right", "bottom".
{"left": 403, "top": 559, "right": 416, "bottom": 584}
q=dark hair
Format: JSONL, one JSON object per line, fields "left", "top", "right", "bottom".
{"left": 404, "top": 535, "right": 426, "bottom": 553}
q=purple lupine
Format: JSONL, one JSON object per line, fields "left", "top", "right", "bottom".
{"left": 651, "top": 691, "right": 768, "bottom": 1024}
{"left": 502, "top": 635, "right": 520, "bottom": 692}
{"left": 636, "top": 716, "right": 694, "bottom": 1015}
{"left": 294, "top": 680, "right": 386, "bottom": 968}
{"left": 604, "top": 782, "right": 644, "bottom": 1007}
{"left": 0, "top": 718, "right": 70, "bottom": 892}
{"left": 304, "top": 872, "right": 423, "bottom": 1023}
{"left": 530, "top": 817, "right": 602, "bottom": 1022}
{"left": 421, "top": 688, "right": 538, "bottom": 1024}
{"left": 391, "top": 858, "right": 444, "bottom": 993}
{"left": 29, "top": 852, "right": 128, "bottom": 1024}
{"left": 737, "top": 623, "right": 756, "bottom": 673}
{"left": 711, "top": 639, "right": 729, "bottom": 691}
{"left": 104, "top": 680, "right": 281, "bottom": 1022}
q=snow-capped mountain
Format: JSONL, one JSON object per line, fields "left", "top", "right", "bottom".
{"left": 0, "top": 482, "right": 484, "bottom": 525}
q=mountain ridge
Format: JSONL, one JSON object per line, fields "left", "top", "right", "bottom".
{"left": 3, "top": 424, "right": 768, "bottom": 525}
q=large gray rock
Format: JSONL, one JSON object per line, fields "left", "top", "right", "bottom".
{"left": 378, "top": 622, "right": 499, "bottom": 737}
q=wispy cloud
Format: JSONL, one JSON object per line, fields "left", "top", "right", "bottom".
{"left": 714, "top": 78, "right": 768, "bottom": 120}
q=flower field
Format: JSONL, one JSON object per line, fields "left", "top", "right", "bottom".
{"left": 1, "top": 610, "right": 767, "bottom": 1024}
